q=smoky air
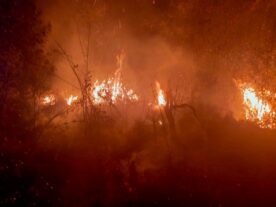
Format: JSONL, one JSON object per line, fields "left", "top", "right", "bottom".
{"left": 0, "top": 0, "right": 276, "bottom": 206}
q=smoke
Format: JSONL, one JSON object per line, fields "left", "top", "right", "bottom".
{"left": 37, "top": 0, "right": 276, "bottom": 118}
{"left": 27, "top": 2, "right": 276, "bottom": 205}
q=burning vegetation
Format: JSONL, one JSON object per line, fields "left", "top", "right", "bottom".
{"left": 91, "top": 70, "right": 138, "bottom": 105}
{"left": 156, "top": 81, "right": 167, "bottom": 107}
{"left": 66, "top": 95, "right": 78, "bottom": 106}
{"left": 41, "top": 94, "right": 56, "bottom": 106}
{"left": 1, "top": 0, "right": 276, "bottom": 206}
{"left": 41, "top": 69, "right": 138, "bottom": 107}
{"left": 237, "top": 81, "right": 276, "bottom": 129}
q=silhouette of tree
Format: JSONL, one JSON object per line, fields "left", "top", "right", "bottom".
{"left": 0, "top": 0, "right": 54, "bottom": 138}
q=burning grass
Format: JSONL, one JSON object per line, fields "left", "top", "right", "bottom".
{"left": 40, "top": 79, "right": 276, "bottom": 130}
{"left": 41, "top": 94, "right": 56, "bottom": 106}
{"left": 66, "top": 95, "right": 78, "bottom": 106}
{"left": 41, "top": 70, "right": 138, "bottom": 108}
{"left": 237, "top": 81, "right": 276, "bottom": 129}
{"left": 156, "top": 81, "right": 166, "bottom": 107}
{"left": 91, "top": 70, "right": 138, "bottom": 105}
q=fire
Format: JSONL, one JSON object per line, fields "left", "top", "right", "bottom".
{"left": 91, "top": 52, "right": 138, "bottom": 105}
{"left": 39, "top": 71, "right": 138, "bottom": 108}
{"left": 40, "top": 52, "right": 138, "bottom": 108}
{"left": 238, "top": 82, "right": 276, "bottom": 129}
{"left": 156, "top": 82, "right": 166, "bottom": 107}
{"left": 92, "top": 80, "right": 107, "bottom": 104}
{"left": 66, "top": 95, "right": 78, "bottom": 106}
{"left": 158, "top": 90, "right": 166, "bottom": 107}
{"left": 243, "top": 87, "right": 271, "bottom": 120}
{"left": 91, "top": 71, "right": 138, "bottom": 105}
{"left": 41, "top": 95, "right": 56, "bottom": 106}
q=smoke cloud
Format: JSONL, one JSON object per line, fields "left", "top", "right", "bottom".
{"left": 37, "top": 0, "right": 276, "bottom": 118}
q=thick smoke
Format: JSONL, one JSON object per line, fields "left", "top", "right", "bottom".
{"left": 14, "top": 1, "right": 275, "bottom": 205}
{"left": 37, "top": 0, "right": 276, "bottom": 118}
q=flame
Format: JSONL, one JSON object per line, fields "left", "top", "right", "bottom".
{"left": 156, "top": 82, "right": 166, "bottom": 107}
{"left": 243, "top": 87, "right": 271, "bottom": 120}
{"left": 91, "top": 52, "right": 138, "bottom": 105}
{"left": 91, "top": 71, "right": 138, "bottom": 105}
{"left": 158, "top": 90, "right": 166, "bottom": 107}
{"left": 41, "top": 95, "right": 56, "bottom": 106}
{"left": 238, "top": 82, "right": 276, "bottom": 129}
{"left": 39, "top": 52, "right": 138, "bottom": 108}
{"left": 66, "top": 95, "right": 78, "bottom": 106}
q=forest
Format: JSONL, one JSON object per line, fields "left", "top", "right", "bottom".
{"left": 0, "top": 0, "right": 276, "bottom": 206}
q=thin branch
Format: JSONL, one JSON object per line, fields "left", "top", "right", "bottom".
{"left": 55, "top": 41, "right": 87, "bottom": 120}
{"left": 74, "top": 18, "right": 86, "bottom": 62}
{"left": 53, "top": 73, "right": 80, "bottom": 90}
{"left": 173, "top": 103, "right": 202, "bottom": 127}
{"left": 86, "top": 23, "right": 91, "bottom": 73}
{"left": 38, "top": 103, "right": 80, "bottom": 138}
{"left": 55, "top": 41, "right": 84, "bottom": 91}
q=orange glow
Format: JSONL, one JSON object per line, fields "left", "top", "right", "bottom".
{"left": 91, "top": 70, "right": 138, "bottom": 105}
{"left": 238, "top": 82, "right": 276, "bottom": 129}
{"left": 156, "top": 82, "right": 166, "bottom": 107}
{"left": 66, "top": 95, "right": 78, "bottom": 106}
{"left": 91, "top": 52, "right": 138, "bottom": 105}
{"left": 41, "top": 95, "right": 56, "bottom": 106}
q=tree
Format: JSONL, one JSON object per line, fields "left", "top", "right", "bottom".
{"left": 0, "top": 0, "right": 54, "bottom": 138}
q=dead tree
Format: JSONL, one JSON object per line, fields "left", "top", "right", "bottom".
{"left": 153, "top": 81, "right": 203, "bottom": 139}
{"left": 55, "top": 42, "right": 89, "bottom": 121}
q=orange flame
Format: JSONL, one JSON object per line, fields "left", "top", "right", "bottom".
{"left": 156, "top": 82, "right": 166, "bottom": 107}
{"left": 41, "top": 95, "right": 56, "bottom": 106}
{"left": 91, "top": 52, "right": 138, "bottom": 105}
{"left": 66, "top": 95, "right": 78, "bottom": 106}
{"left": 238, "top": 82, "right": 276, "bottom": 129}
{"left": 91, "top": 71, "right": 138, "bottom": 105}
